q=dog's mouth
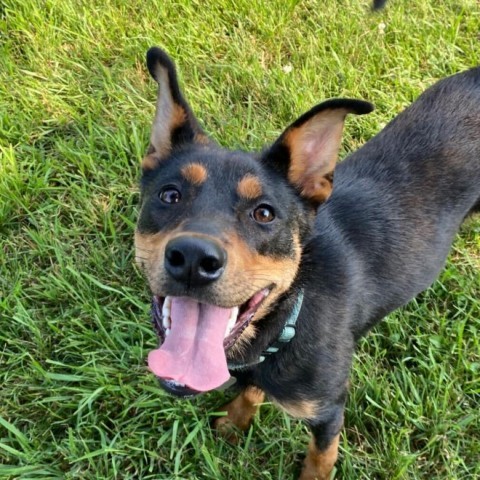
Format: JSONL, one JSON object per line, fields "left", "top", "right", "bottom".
{"left": 148, "top": 288, "right": 271, "bottom": 396}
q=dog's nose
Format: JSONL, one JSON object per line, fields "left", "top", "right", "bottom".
{"left": 164, "top": 236, "right": 226, "bottom": 286}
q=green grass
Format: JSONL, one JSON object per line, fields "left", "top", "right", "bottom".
{"left": 1, "top": 0, "right": 479, "bottom": 478}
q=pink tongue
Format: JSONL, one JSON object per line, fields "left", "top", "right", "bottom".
{"left": 148, "top": 297, "right": 233, "bottom": 392}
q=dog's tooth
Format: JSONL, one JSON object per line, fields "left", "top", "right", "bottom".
{"left": 229, "top": 307, "right": 239, "bottom": 326}
{"left": 162, "top": 296, "right": 172, "bottom": 316}
{"left": 162, "top": 296, "right": 172, "bottom": 329}
{"left": 225, "top": 307, "right": 239, "bottom": 338}
{"left": 165, "top": 327, "right": 171, "bottom": 337}
{"left": 162, "top": 311, "right": 171, "bottom": 330}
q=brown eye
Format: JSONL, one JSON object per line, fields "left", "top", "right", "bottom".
{"left": 159, "top": 187, "right": 181, "bottom": 204}
{"left": 252, "top": 205, "right": 275, "bottom": 223}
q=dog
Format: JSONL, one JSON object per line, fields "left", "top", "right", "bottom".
{"left": 134, "top": 47, "right": 480, "bottom": 479}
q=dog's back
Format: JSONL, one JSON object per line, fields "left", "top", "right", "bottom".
{"left": 318, "top": 67, "right": 480, "bottom": 336}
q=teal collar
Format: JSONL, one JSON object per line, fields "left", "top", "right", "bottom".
{"left": 227, "top": 289, "right": 304, "bottom": 371}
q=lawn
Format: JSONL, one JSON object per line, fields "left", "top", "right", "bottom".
{"left": 0, "top": 0, "right": 479, "bottom": 478}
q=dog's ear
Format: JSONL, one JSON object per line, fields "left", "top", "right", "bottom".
{"left": 142, "top": 47, "right": 212, "bottom": 170}
{"left": 264, "top": 99, "right": 373, "bottom": 205}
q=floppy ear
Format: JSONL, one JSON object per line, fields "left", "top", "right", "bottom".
{"left": 142, "top": 47, "right": 211, "bottom": 170}
{"left": 264, "top": 99, "right": 373, "bottom": 205}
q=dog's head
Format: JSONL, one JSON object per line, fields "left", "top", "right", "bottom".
{"left": 135, "top": 47, "right": 372, "bottom": 397}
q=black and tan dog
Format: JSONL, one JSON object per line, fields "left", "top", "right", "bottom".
{"left": 135, "top": 47, "right": 480, "bottom": 479}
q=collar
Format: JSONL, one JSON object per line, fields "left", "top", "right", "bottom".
{"left": 227, "top": 289, "right": 304, "bottom": 371}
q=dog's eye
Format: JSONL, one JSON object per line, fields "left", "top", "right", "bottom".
{"left": 159, "top": 187, "right": 182, "bottom": 204}
{"left": 252, "top": 205, "right": 275, "bottom": 223}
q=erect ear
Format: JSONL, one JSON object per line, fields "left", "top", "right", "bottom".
{"left": 142, "top": 47, "right": 212, "bottom": 170}
{"left": 264, "top": 99, "right": 373, "bottom": 205}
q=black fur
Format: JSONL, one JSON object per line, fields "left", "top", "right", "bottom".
{"left": 136, "top": 49, "right": 480, "bottom": 477}
{"left": 244, "top": 66, "right": 480, "bottom": 448}
{"left": 372, "top": 0, "right": 388, "bottom": 10}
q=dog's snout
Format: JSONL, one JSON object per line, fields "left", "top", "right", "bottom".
{"left": 164, "top": 236, "right": 226, "bottom": 286}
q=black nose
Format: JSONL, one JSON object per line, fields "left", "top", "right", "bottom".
{"left": 164, "top": 236, "right": 226, "bottom": 286}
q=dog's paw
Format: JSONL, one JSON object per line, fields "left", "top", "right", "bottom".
{"left": 212, "top": 416, "right": 245, "bottom": 445}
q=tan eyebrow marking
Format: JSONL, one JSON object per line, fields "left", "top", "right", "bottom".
{"left": 237, "top": 174, "right": 263, "bottom": 200}
{"left": 181, "top": 163, "right": 208, "bottom": 185}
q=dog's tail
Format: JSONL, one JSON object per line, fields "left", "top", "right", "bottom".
{"left": 372, "top": 0, "right": 388, "bottom": 10}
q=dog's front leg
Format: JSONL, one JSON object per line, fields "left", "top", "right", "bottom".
{"left": 299, "top": 406, "right": 344, "bottom": 480}
{"left": 299, "top": 434, "right": 340, "bottom": 480}
{"left": 213, "top": 386, "right": 265, "bottom": 443}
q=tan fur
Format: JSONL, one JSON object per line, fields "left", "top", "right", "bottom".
{"left": 194, "top": 133, "right": 210, "bottom": 145}
{"left": 136, "top": 228, "right": 301, "bottom": 311}
{"left": 299, "top": 434, "right": 340, "bottom": 480}
{"left": 274, "top": 398, "right": 319, "bottom": 419}
{"left": 145, "top": 66, "right": 186, "bottom": 169}
{"left": 236, "top": 174, "right": 263, "bottom": 200}
{"left": 135, "top": 229, "right": 211, "bottom": 288}
{"left": 171, "top": 103, "right": 187, "bottom": 128}
{"left": 214, "top": 387, "right": 265, "bottom": 443}
{"left": 181, "top": 163, "right": 208, "bottom": 185}
{"left": 299, "top": 172, "right": 334, "bottom": 204}
{"left": 225, "top": 231, "right": 301, "bottom": 309}
{"left": 226, "top": 231, "right": 301, "bottom": 353}
{"left": 134, "top": 230, "right": 169, "bottom": 281}
{"left": 141, "top": 153, "right": 160, "bottom": 170}
{"left": 284, "top": 109, "right": 347, "bottom": 202}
